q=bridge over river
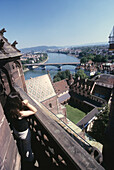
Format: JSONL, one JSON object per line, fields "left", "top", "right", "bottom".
{"left": 24, "top": 62, "right": 80, "bottom": 70}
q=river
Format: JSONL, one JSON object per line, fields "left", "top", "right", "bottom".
{"left": 24, "top": 53, "right": 80, "bottom": 80}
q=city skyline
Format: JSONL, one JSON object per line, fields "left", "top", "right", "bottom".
{"left": 1, "top": 0, "right": 114, "bottom": 49}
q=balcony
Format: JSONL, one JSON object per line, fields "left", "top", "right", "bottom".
{"left": 13, "top": 84, "right": 105, "bottom": 170}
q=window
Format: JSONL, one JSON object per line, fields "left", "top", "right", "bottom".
{"left": 49, "top": 103, "right": 52, "bottom": 108}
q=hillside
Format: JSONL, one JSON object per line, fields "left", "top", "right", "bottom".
{"left": 20, "top": 46, "right": 60, "bottom": 53}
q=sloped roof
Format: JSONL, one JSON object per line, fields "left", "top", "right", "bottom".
{"left": 53, "top": 79, "right": 69, "bottom": 95}
{"left": 58, "top": 93, "right": 70, "bottom": 103}
{"left": 26, "top": 74, "right": 56, "bottom": 102}
{"left": 93, "top": 85, "right": 112, "bottom": 101}
{"left": 77, "top": 107, "right": 98, "bottom": 129}
{"left": 0, "top": 29, "right": 21, "bottom": 60}
{"left": 93, "top": 74, "right": 114, "bottom": 88}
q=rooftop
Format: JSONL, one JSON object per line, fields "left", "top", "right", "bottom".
{"left": 53, "top": 79, "right": 69, "bottom": 95}
{"left": 0, "top": 28, "right": 21, "bottom": 60}
{"left": 93, "top": 74, "right": 114, "bottom": 88}
{"left": 26, "top": 74, "right": 56, "bottom": 102}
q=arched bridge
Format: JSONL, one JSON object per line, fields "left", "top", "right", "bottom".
{"left": 24, "top": 62, "right": 80, "bottom": 70}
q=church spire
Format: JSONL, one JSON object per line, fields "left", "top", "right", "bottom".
{"left": 109, "top": 26, "right": 114, "bottom": 51}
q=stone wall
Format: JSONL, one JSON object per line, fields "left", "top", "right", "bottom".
{"left": 0, "top": 103, "right": 21, "bottom": 170}
{"left": 0, "top": 55, "right": 27, "bottom": 170}
{"left": 69, "top": 95, "right": 94, "bottom": 113}
{"left": 42, "top": 95, "right": 58, "bottom": 115}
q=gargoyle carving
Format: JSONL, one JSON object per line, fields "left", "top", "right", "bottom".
{"left": 0, "top": 28, "right": 6, "bottom": 35}
{"left": 11, "top": 41, "right": 18, "bottom": 48}
{"left": 11, "top": 40, "right": 20, "bottom": 52}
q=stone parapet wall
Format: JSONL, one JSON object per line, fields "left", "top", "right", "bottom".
{"left": 0, "top": 103, "right": 21, "bottom": 170}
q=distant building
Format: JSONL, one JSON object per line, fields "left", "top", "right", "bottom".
{"left": 102, "top": 63, "right": 114, "bottom": 74}
{"left": 53, "top": 79, "right": 70, "bottom": 104}
{"left": 70, "top": 74, "right": 114, "bottom": 131}
{"left": 71, "top": 74, "right": 114, "bottom": 108}
{"left": 109, "top": 26, "right": 114, "bottom": 51}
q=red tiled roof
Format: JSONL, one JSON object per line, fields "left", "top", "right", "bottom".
{"left": 87, "top": 60, "right": 93, "bottom": 64}
{"left": 53, "top": 79, "right": 69, "bottom": 95}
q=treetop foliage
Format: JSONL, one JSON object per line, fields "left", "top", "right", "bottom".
{"left": 80, "top": 53, "right": 109, "bottom": 64}
{"left": 75, "top": 69, "right": 88, "bottom": 79}
{"left": 88, "top": 105, "right": 109, "bottom": 144}
{"left": 53, "top": 70, "right": 70, "bottom": 82}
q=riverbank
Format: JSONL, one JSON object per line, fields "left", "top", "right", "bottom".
{"left": 23, "top": 56, "right": 49, "bottom": 73}
{"left": 68, "top": 53, "right": 79, "bottom": 58}
{"left": 49, "top": 52, "right": 80, "bottom": 59}
{"left": 24, "top": 52, "right": 79, "bottom": 80}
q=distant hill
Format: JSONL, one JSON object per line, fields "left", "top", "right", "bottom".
{"left": 20, "top": 42, "right": 108, "bottom": 53}
{"left": 71, "top": 42, "right": 108, "bottom": 48}
{"left": 20, "top": 46, "right": 60, "bottom": 53}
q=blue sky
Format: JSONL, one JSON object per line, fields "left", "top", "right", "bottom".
{"left": 1, "top": 0, "right": 114, "bottom": 48}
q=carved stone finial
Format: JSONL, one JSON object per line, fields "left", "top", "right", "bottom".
{"left": 11, "top": 40, "right": 20, "bottom": 52}
{"left": 0, "top": 28, "right": 6, "bottom": 35}
{"left": 11, "top": 41, "right": 18, "bottom": 48}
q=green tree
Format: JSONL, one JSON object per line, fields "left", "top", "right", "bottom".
{"left": 79, "top": 52, "right": 86, "bottom": 58}
{"left": 61, "top": 71, "right": 66, "bottom": 79}
{"left": 80, "top": 57, "right": 88, "bottom": 63}
{"left": 93, "top": 55, "right": 103, "bottom": 62}
{"left": 53, "top": 76, "right": 61, "bottom": 82}
{"left": 87, "top": 54, "right": 95, "bottom": 61}
{"left": 93, "top": 55, "right": 108, "bottom": 63}
{"left": 112, "top": 59, "right": 114, "bottom": 63}
{"left": 65, "top": 70, "right": 70, "bottom": 78}
{"left": 75, "top": 69, "right": 88, "bottom": 79}
{"left": 53, "top": 70, "right": 71, "bottom": 82}
{"left": 102, "top": 56, "right": 108, "bottom": 62}
{"left": 88, "top": 105, "right": 109, "bottom": 144}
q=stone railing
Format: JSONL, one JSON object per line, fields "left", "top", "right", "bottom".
{"left": 14, "top": 85, "right": 104, "bottom": 170}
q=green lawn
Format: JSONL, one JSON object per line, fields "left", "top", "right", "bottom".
{"left": 66, "top": 105, "right": 86, "bottom": 124}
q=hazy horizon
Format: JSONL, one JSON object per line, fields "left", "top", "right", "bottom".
{"left": 20, "top": 41, "right": 108, "bottom": 50}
